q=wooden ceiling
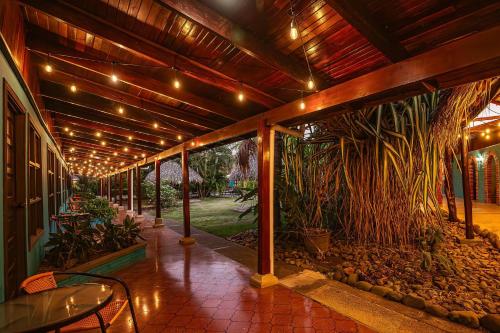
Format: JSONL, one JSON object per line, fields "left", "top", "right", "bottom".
{"left": 17, "top": 0, "right": 500, "bottom": 176}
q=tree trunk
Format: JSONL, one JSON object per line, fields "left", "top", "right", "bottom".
{"left": 444, "top": 147, "right": 459, "bottom": 222}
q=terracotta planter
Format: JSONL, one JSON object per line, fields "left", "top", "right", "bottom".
{"left": 304, "top": 229, "right": 331, "bottom": 254}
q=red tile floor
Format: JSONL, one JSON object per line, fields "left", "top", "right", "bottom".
{"left": 107, "top": 226, "right": 375, "bottom": 333}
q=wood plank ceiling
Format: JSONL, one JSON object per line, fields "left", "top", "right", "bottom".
{"left": 18, "top": 0, "right": 500, "bottom": 176}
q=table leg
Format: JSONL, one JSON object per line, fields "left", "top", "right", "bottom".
{"left": 96, "top": 312, "right": 106, "bottom": 332}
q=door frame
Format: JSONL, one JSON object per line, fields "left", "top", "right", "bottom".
{"left": 3, "top": 79, "right": 27, "bottom": 299}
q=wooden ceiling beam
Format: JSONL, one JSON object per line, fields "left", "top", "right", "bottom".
{"left": 111, "top": 25, "right": 500, "bottom": 173}
{"left": 44, "top": 98, "right": 181, "bottom": 145}
{"left": 54, "top": 114, "right": 170, "bottom": 148}
{"left": 40, "top": 80, "right": 195, "bottom": 138}
{"left": 155, "top": 0, "right": 324, "bottom": 88}
{"left": 26, "top": 30, "right": 245, "bottom": 122}
{"left": 36, "top": 62, "right": 222, "bottom": 131}
{"left": 60, "top": 138, "right": 142, "bottom": 161}
{"left": 324, "top": 0, "right": 409, "bottom": 62}
{"left": 19, "top": 0, "right": 283, "bottom": 108}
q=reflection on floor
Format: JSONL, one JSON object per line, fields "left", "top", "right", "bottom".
{"left": 442, "top": 197, "right": 500, "bottom": 236}
{"left": 106, "top": 226, "right": 375, "bottom": 333}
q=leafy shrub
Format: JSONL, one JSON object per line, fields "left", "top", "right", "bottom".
{"left": 81, "top": 198, "right": 116, "bottom": 223}
{"left": 418, "top": 226, "right": 455, "bottom": 273}
{"left": 45, "top": 221, "right": 100, "bottom": 269}
{"left": 143, "top": 180, "right": 178, "bottom": 208}
{"left": 96, "top": 215, "right": 144, "bottom": 251}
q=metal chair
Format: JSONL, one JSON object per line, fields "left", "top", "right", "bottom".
{"left": 20, "top": 271, "right": 139, "bottom": 332}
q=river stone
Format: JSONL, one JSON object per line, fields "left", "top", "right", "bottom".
{"left": 332, "top": 271, "right": 343, "bottom": 281}
{"left": 371, "top": 286, "right": 391, "bottom": 297}
{"left": 355, "top": 281, "right": 373, "bottom": 291}
{"left": 449, "top": 311, "right": 480, "bottom": 328}
{"left": 480, "top": 229, "right": 489, "bottom": 238}
{"left": 473, "top": 224, "right": 481, "bottom": 234}
{"left": 386, "top": 291, "right": 404, "bottom": 302}
{"left": 480, "top": 314, "right": 500, "bottom": 333}
{"left": 347, "top": 273, "right": 359, "bottom": 286}
{"left": 426, "top": 304, "right": 449, "bottom": 318}
{"left": 402, "top": 293, "right": 426, "bottom": 310}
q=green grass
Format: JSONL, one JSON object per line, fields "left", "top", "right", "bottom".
{"left": 162, "top": 197, "right": 256, "bottom": 238}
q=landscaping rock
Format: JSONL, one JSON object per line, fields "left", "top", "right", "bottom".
{"left": 402, "top": 293, "right": 426, "bottom": 310}
{"left": 371, "top": 286, "right": 391, "bottom": 297}
{"left": 473, "top": 224, "right": 481, "bottom": 234}
{"left": 480, "top": 314, "right": 500, "bottom": 333}
{"left": 343, "top": 267, "right": 355, "bottom": 275}
{"left": 332, "top": 271, "right": 343, "bottom": 281}
{"left": 347, "top": 273, "right": 359, "bottom": 286}
{"left": 355, "top": 281, "right": 373, "bottom": 291}
{"left": 480, "top": 229, "right": 490, "bottom": 238}
{"left": 426, "top": 304, "right": 449, "bottom": 318}
{"left": 386, "top": 291, "right": 404, "bottom": 302}
{"left": 448, "top": 311, "right": 480, "bottom": 328}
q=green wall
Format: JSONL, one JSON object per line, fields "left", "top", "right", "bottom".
{"left": 452, "top": 143, "right": 500, "bottom": 202}
{"left": 0, "top": 36, "right": 67, "bottom": 302}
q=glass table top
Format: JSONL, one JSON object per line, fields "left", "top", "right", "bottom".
{"left": 0, "top": 283, "right": 113, "bottom": 333}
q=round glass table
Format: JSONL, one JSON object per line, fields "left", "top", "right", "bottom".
{"left": 0, "top": 283, "right": 113, "bottom": 333}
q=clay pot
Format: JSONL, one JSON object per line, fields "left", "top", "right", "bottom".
{"left": 304, "top": 229, "right": 331, "bottom": 254}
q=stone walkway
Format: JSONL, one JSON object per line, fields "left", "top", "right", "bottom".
{"left": 105, "top": 225, "right": 374, "bottom": 332}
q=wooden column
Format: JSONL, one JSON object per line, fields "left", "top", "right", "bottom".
{"left": 250, "top": 119, "right": 278, "bottom": 288}
{"left": 119, "top": 172, "right": 123, "bottom": 206}
{"left": 460, "top": 130, "right": 474, "bottom": 239}
{"left": 153, "top": 159, "right": 164, "bottom": 227}
{"left": 179, "top": 146, "right": 195, "bottom": 244}
{"left": 136, "top": 165, "right": 142, "bottom": 216}
{"left": 127, "top": 169, "right": 132, "bottom": 210}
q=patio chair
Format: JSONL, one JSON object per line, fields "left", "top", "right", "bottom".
{"left": 20, "top": 271, "right": 139, "bottom": 332}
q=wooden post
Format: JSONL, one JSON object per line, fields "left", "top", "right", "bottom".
{"left": 250, "top": 119, "right": 278, "bottom": 288}
{"left": 444, "top": 146, "right": 459, "bottom": 221}
{"left": 127, "top": 169, "right": 132, "bottom": 210}
{"left": 136, "top": 165, "right": 142, "bottom": 216}
{"left": 153, "top": 159, "right": 164, "bottom": 227}
{"left": 119, "top": 172, "right": 123, "bottom": 206}
{"left": 460, "top": 131, "right": 474, "bottom": 239}
{"left": 179, "top": 146, "right": 195, "bottom": 244}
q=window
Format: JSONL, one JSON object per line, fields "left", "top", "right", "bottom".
{"left": 47, "top": 147, "right": 55, "bottom": 217}
{"left": 28, "top": 124, "right": 43, "bottom": 240}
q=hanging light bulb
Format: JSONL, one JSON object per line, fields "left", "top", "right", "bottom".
{"left": 307, "top": 78, "right": 315, "bottom": 90}
{"left": 113, "top": 152, "right": 118, "bottom": 156}
{"left": 177, "top": 135, "right": 182, "bottom": 140}
{"left": 101, "top": 141, "right": 106, "bottom": 146}
{"left": 290, "top": 18, "right": 298, "bottom": 40}
{"left": 141, "top": 153, "right": 146, "bottom": 158}
{"left": 160, "top": 140, "right": 165, "bottom": 145}
{"left": 64, "top": 127, "right": 69, "bottom": 132}
{"left": 111, "top": 74, "right": 118, "bottom": 83}
{"left": 128, "top": 135, "right": 133, "bottom": 141}
{"left": 173, "top": 68, "right": 181, "bottom": 89}
{"left": 486, "top": 134, "right": 491, "bottom": 140}
{"left": 70, "top": 84, "right": 77, "bottom": 92}
{"left": 237, "top": 82, "right": 244, "bottom": 102}
{"left": 153, "top": 122, "right": 158, "bottom": 129}
{"left": 134, "top": 155, "right": 138, "bottom": 159}
{"left": 486, "top": 128, "right": 490, "bottom": 134}
{"left": 44, "top": 64, "right": 53, "bottom": 72}
{"left": 96, "top": 132, "right": 102, "bottom": 137}
{"left": 123, "top": 147, "right": 129, "bottom": 152}
{"left": 118, "top": 107, "right": 124, "bottom": 114}
{"left": 300, "top": 99, "right": 306, "bottom": 110}
{"left": 69, "top": 131, "right": 74, "bottom": 136}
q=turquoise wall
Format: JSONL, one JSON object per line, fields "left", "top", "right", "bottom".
{"left": 452, "top": 143, "right": 500, "bottom": 202}
{"left": 0, "top": 36, "right": 67, "bottom": 301}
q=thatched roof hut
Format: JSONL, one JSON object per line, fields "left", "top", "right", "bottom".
{"left": 145, "top": 160, "right": 203, "bottom": 184}
{"left": 229, "top": 153, "right": 257, "bottom": 182}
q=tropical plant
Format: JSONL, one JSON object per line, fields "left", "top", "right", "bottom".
{"left": 74, "top": 175, "right": 99, "bottom": 196}
{"left": 81, "top": 197, "right": 116, "bottom": 223}
{"left": 45, "top": 221, "right": 100, "bottom": 269}
{"left": 189, "top": 145, "right": 233, "bottom": 197}
{"left": 142, "top": 180, "right": 178, "bottom": 208}
{"left": 418, "top": 226, "right": 455, "bottom": 273}
{"left": 235, "top": 187, "right": 258, "bottom": 222}
{"left": 96, "top": 216, "right": 144, "bottom": 251}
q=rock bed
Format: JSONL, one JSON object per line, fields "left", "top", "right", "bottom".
{"left": 227, "top": 222, "right": 500, "bottom": 330}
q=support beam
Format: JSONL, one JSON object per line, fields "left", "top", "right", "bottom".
{"left": 127, "top": 169, "right": 132, "bottom": 211}
{"left": 179, "top": 146, "right": 195, "bottom": 245}
{"left": 156, "top": 0, "right": 322, "bottom": 88}
{"left": 153, "top": 159, "right": 164, "bottom": 228}
{"left": 112, "top": 26, "right": 500, "bottom": 174}
{"left": 460, "top": 131, "right": 474, "bottom": 239}
{"left": 136, "top": 165, "right": 142, "bottom": 217}
{"left": 20, "top": 3, "right": 282, "bottom": 108}
{"left": 250, "top": 119, "right": 278, "bottom": 288}
{"left": 119, "top": 172, "right": 124, "bottom": 207}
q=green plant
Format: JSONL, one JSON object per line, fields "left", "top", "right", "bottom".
{"left": 235, "top": 187, "right": 258, "bottom": 222}
{"left": 143, "top": 180, "right": 178, "bottom": 208}
{"left": 190, "top": 145, "right": 233, "bottom": 197}
{"left": 45, "top": 221, "right": 99, "bottom": 269}
{"left": 418, "top": 226, "right": 455, "bottom": 273}
{"left": 96, "top": 216, "right": 144, "bottom": 251}
{"left": 81, "top": 197, "right": 116, "bottom": 223}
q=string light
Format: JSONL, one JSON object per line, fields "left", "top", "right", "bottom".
{"left": 96, "top": 132, "right": 102, "bottom": 137}
{"left": 307, "top": 78, "right": 315, "bottom": 90}
{"left": 300, "top": 99, "right": 305, "bottom": 110}
{"left": 44, "top": 62, "right": 53, "bottom": 73}
{"left": 101, "top": 141, "right": 106, "bottom": 146}
{"left": 486, "top": 134, "right": 491, "bottom": 140}
{"left": 134, "top": 155, "right": 138, "bottom": 159}
{"left": 113, "top": 152, "right": 118, "bottom": 156}
{"left": 237, "top": 82, "right": 244, "bottom": 102}
{"left": 141, "top": 153, "right": 146, "bottom": 158}
{"left": 64, "top": 127, "right": 69, "bottom": 132}
{"left": 160, "top": 140, "right": 165, "bottom": 145}
{"left": 118, "top": 107, "right": 124, "bottom": 114}
{"left": 191, "top": 141, "right": 195, "bottom": 147}
{"left": 153, "top": 122, "right": 158, "bottom": 129}
{"left": 486, "top": 128, "right": 490, "bottom": 134}
{"left": 111, "top": 74, "right": 118, "bottom": 83}
{"left": 69, "top": 131, "right": 74, "bottom": 136}
{"left": 123, "top": 147, "right": 129, "bottom": 152}
{"left": 70, "top": 84, "right": 77, "bottom": 93}
{"left": 177, "top": 135, "right": 182, "bottom": 140}
{"left": 128, "top": 135, "right": 133, "bottom": 141}
{"left": 92, "top": 150, "right": 96, "bottom": 154}
{"left": 173, "top": 68, "right": 181, "bottom": 89}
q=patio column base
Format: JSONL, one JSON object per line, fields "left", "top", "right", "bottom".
{"left": 179, "top": 237, "right": 196, "bottom": 245}
{"left": 153, "top": 218, "right": 165, "bottom": 228}
{"left": 250, "top": 273, "right": 279, "bottom": 288}
{"left": 126, "top": 210, "right": 134, "bottom": 218}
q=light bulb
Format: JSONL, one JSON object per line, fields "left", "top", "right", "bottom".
{"left": 101, "top": 141, "right": 106, "bottom": 146}
{"left": 128, "top": 135, "right": 132, "bottom": 141}
{"left": 134, "top": 155, "right": 138, "bottom": 159}
{"left": 111, "top": 74, "right": 118, "bottom": 82}
{"left": 64, "top": 127, "right": 69, "bottom": 132}
{"left": 45, "top": 64, "right": 53, "bottom": 72}
{"left": 69, "top": 131, "right": 74, "bottom": 136}
{"left": 141, "top": 153, "right": 145, "bottom": 158}
{"left": 486, "top": 128, "right": 490, "bottom": 133}
{"left": 486, "top": 134, "right": 491, "bottom": 140}
{"left": 113, "top": 152, "right": 118, "bottom": 156}
{"left": 191, "top": 141, "right": 195, "bottom": 147}
{"left": 70, "top": 84, "right": 77, "bottom": 92}
{"left": 96, "top": 132, "right": 101, "bottom": 137}
{"left": 160, "top": 140, "right": 165, "bottom": 145}
{"left": 307, "top": 78, "right": 315, "bottom": 90}
{"left": 177, "top": 135, "right": 182, "bottom": 140}
{"left": 173, "top": 78, "right": 181, "bottom": 89}
{"left": 238, "top": 91, "right": 244, "bottom": 102}
{"left": 481, "top": 132, "right": 485, "bottom": 137}
{"left": 123, "top": 147, "right": 128, "bottom": 152}
{"left": 118, "top": 107, "right": 124, "bottom": 114}
{"left": 153, "top": 122, "right": 158, "bottom": 129}
{"left": 290, "top": 21, "right": 298, "bottom": 40}
{"left": 300, "top": 100, "right": 306, "bottom": 110}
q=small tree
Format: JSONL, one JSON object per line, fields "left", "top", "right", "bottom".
{"left": 142, "top": 180, "right": 178, "bottom": 208}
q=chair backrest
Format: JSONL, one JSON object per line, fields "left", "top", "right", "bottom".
{"left": 20, "top": 272, "right": 58, "bottom": 294}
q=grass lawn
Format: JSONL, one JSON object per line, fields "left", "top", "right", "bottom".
{"left": 162, "top": 197, "right": 256, "bottom": 238}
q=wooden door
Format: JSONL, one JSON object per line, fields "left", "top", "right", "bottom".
{"left": 3, "top": 81, "right": 27, "bottom": 300}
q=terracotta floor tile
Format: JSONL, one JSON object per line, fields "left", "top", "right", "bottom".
{"left": 231, "top": 310, "right": 255, "bottom": 322}
{"left": 207, "top": 318, "right": 231, "bottom": 331}
{"left": 227, "top": 321, "right": 252, "bottom": 333}
{"left": 186, "top": 317, "right": 212, "bottom": 329}
{"left": 167, "top": 315, "right": 193, "bottom": 327}
{"left": 213, "top": 309, "right": 235, "bottom": 320}
{"left": 335, "top": 320, "right": 358, "bottom": 333}
{"left": 271, "top": 314, "right": 293, "bottom": 326}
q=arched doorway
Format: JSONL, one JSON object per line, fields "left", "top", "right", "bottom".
{"left": 468, "top": 158, "right": 477, "bottom": 200}
{"left": 485, "top": 154, "right": 498, "bottom": 204}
